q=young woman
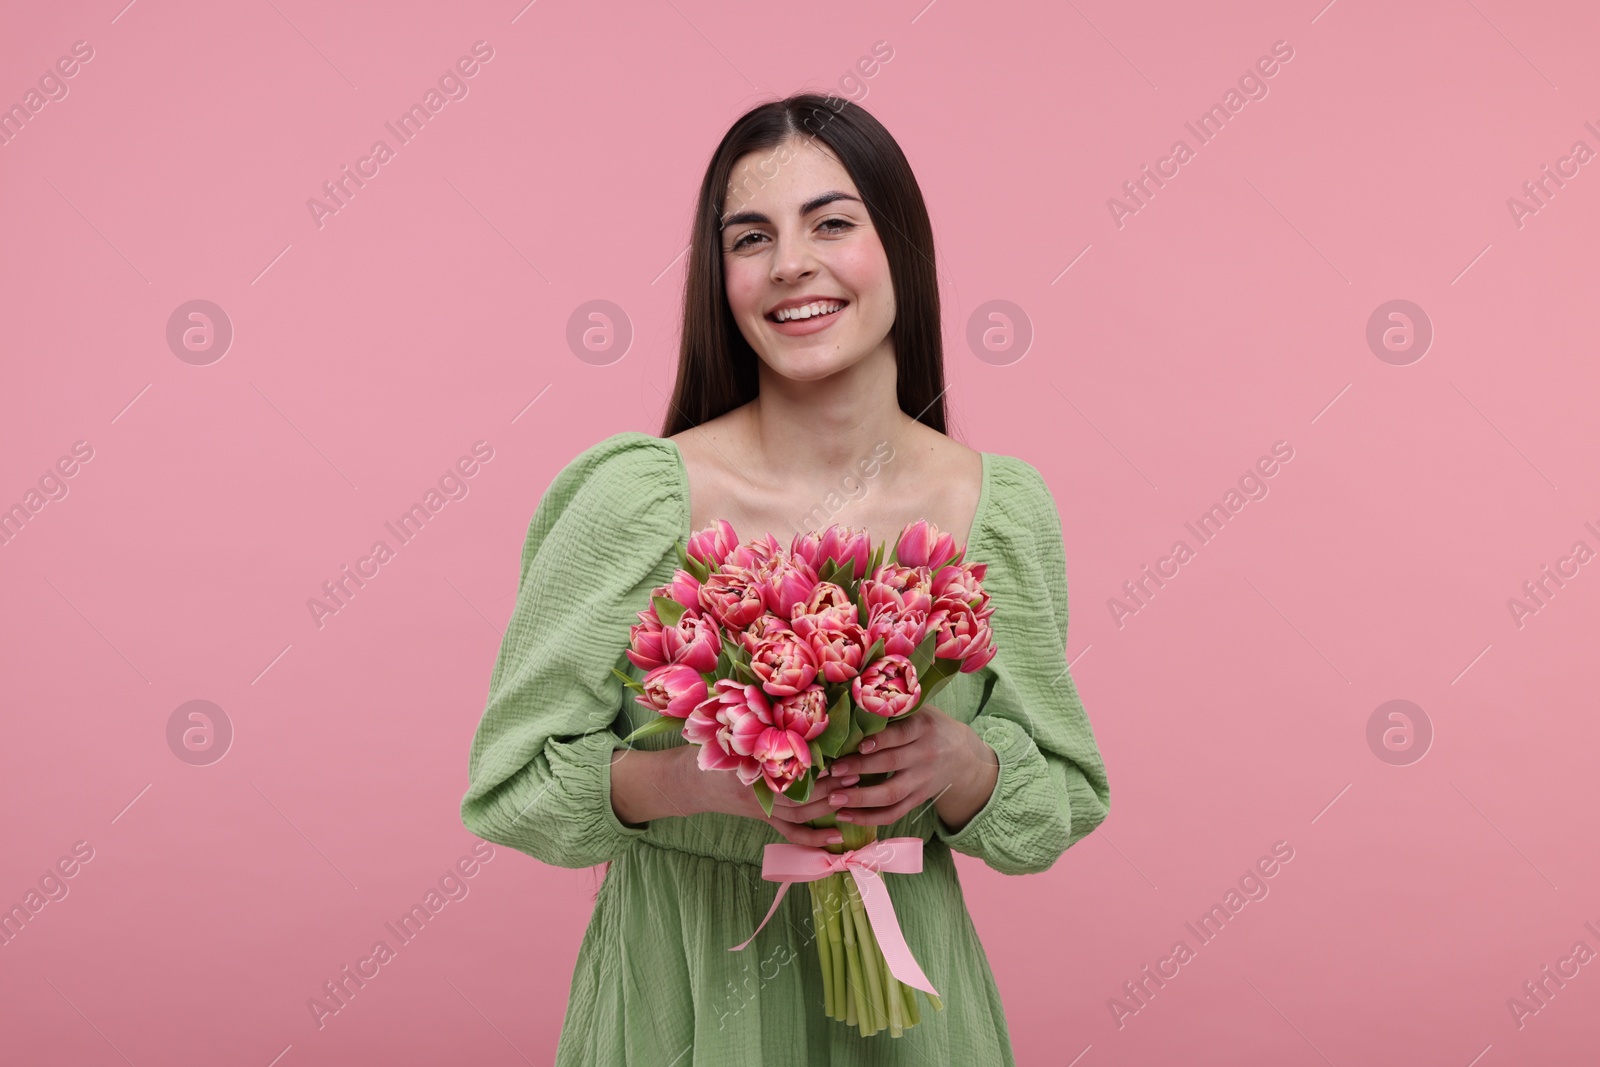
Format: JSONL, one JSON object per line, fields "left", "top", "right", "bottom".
{"left": 460, "top": 93, "right": 1110, "bottom": 1065}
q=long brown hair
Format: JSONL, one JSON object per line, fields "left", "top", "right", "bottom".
{"left": 660, "top": 93, "right": 947, "bottom": 437}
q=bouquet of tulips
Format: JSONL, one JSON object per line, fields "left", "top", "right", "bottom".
{"left": 613, "top": 519, "right": 997, "bottom": 1037}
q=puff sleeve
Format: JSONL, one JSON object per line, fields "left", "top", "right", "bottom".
{"left": 459, "top": 432, "right": 685, "bottom": 869}
{"left": 935, "top": 457, "right": 1111, "bottom": 875}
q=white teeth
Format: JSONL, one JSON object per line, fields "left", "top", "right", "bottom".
{"left": 773, "top": 301, "right": 844, "bottom": 322}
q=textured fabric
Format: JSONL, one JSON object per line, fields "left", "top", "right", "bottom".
{"left": 459, "top": 431, "right": 1110, "bottom": 1065}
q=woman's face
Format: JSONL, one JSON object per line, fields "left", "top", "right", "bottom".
{"left": 719, "top": 136, "right": 896, "bottom": 382}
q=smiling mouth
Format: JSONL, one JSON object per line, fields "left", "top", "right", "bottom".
{"left": 767, "top": 300, "right": 848, "bottom": 323}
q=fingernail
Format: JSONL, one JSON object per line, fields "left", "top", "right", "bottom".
{"left": 860, "top": 740, "right": 876, "bottom": 753}
{"left": 840, "top": 774, "right": 860, "bottom": 787}
{"left": 827, "top": 832, "right": 843, "bottom": 844}
{"left": 829, "top": 793, "right": 848, "bottom": 806}
{"left": 837, "top": 811, "right": 852, "bottom": 821}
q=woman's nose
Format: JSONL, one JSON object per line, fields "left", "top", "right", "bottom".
{"left": 769, "top": 232, "right": 817, "bottom": 284}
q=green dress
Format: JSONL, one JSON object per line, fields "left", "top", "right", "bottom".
{"left": 459, "top": 431, "right": 1110, "bottom": 1065}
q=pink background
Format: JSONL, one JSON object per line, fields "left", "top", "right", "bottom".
{"left": 3, "top": 1, "right": 1598, "bottom": 1064}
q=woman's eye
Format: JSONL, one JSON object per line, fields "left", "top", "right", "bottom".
{"left": 726, "top": 219, "right": 853, "bottom": 253}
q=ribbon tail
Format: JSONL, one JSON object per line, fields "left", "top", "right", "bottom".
{"left": 848, "top": 867, "right": 939, "bottom": 996}
{"left": 729, "top": 880, "right": 793, "bottom": 952}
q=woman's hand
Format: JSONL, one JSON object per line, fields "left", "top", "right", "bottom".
{"left": 668, "top": 744, "right": 855, "bottom": 848}
{"left": 819, "top": 705, "right": 999, "bottom": 831}
{"left": 615, "top": 706, "right": 999, "bottom": 845}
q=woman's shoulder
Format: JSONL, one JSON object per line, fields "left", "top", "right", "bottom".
{"left": 975, "top": 450, "right": 1064, "bottom": 552}
{"left": 547, "top": 431, "right": 681, "bottom": 495}
{"left": 534, "top": 431, "right": 686, "bottom": 534}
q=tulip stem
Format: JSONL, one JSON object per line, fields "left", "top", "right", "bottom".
{"left": 837, "top": 874, "right": 872, "bottom": 1033}
{"left": 881, "top": 948, "right": 905, "bottom": 1036}
{"left": 809, "top": 885, "right": 834, "bottom": 1017}
{"left": 845, "top": 875, "right": 890, "bottom": 1032}
{"left": 903, "top": 978, "right": 920, "bottom": 1027}
{"left": 820, "top": 876, "right": 848, "bottom": 1021}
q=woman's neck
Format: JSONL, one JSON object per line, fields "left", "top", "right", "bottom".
{"left": 745, "top": 343, "right": 914, "bottom": 479}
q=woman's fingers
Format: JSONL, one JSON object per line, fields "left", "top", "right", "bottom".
{"left": 827, "top": 716, "right": 928, "bottom": 777}
{"left": 827, "top": 773, "right": 921, "bottom": 817}
{"left": 771, "top": 771, "right": 857, "bottom": 809}
{"left": 836, "top": 792, "right": 925, "bottom": 827}
{"left": 827, "top": 743, "right": 917, "bottom": 778}
{"left": 772, "top": 792, "right": 852, "bottom": 823}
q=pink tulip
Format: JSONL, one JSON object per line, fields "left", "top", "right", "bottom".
{"left": 933, "top": 603, "right": 997, "bottom": 672}
{"left": 658, "top": 610, "right": 722, "bottom": 673}
{"left": 626, "top": 612, "right": 666, "bottom": 671}
{"left": 852, "top": 654, "right": 922, "bottom": 718}
{"left": 683, "top": 679, "right": 815, "bottom": 793}
{"left": 866, "top": 604, "right": 929, "bottom": 659}
{"left": 801, "top": 616, "right": 868, "bottom": 683}
{"left": 636, "top": 663, "right": 708, "bottom": 718}
{"left": 736, "top": 613, "right": 792, "bottom": 655}
{"left": 773, "top": 685, "right": 829, "bottom": 741}
{"left": 727, "top": 533, "right": 782, "bottom": 571}
{"left": 684, "top": 680, "right": 771, "bottom": 785}
{"left": 791, "top": 524, "right": 870, "bottom": 579}
{"left": 654, "top": 569, "right": 702, "bottom": 611}
{"left": 789, "top": 580, "right": 856, "bottom": 629}
{"left": 895, "top": 519, "right": 960, "bottom": 569}
{"left": 931, "top": 560, "right": 990, "bottom": 613}
{"left": 749, "top": 630, "right": 819, "bottom": 696}
{"left": 962, "top": 637, "right": 997, "bottom": 674}
{"left": 698, "top": 565, "right": 768, "bottom": 631}
{"left": 750, "top": 725, "right": 814, "bottom": 794}
{"left": 861, "top": 568, "right": 933, "bottom": 619}
{"left": 687, "top": 520, "right": 740, "bottom": 569}
{"left": 756, "top": 552, "right": 819, "bottom": 620}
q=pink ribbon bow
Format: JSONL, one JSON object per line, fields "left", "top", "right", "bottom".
{"left": 729, "top": 837, "right": 939, "bottom": 996}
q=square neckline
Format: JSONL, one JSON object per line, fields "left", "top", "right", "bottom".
{"left": 657, "top": 435, "right": 994, "bottom": 556}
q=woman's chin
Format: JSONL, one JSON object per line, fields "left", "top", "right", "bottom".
{"left": 760, "top": 348, "right": 868, "bottom": 383}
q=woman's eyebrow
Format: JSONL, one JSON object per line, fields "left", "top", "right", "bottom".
{"left": 721, "top": 191, "right": 863, "bottom": 229}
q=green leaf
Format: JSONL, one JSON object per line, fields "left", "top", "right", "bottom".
{"left": 906, "top": 661, "right": 958, "bottom": 714}
{"left": 653, "top": 595, "right": 687, "bottom": 628}
{"left": 785, "top": 767, "right": 815, "bottom": 804}
{"left": 835, "top": 557, "right": 857, "bottom": 586}
{"left": 843, "top": 717, "right": 865, "bottom": 754}
{"left": 869, "top": 540, "right": 884, "bottom": 576}
{"left": 817, "top": 686, "right": 853, "bottom": 758}
{"left": 818, "top": 559, "right": 837, "bottom": 585}
{"left": 855, "top": 582, "right": 870, "bottom": 628}
{"left": 920, "top": 657, "right": 957, "bottom": 687}
{"left": 853, "top": 702, "right": 891, "bottom": 737}
{"left": 610, "top": 666, "right": 646, "bottom": 692}
{"left": 922, "top": 669, "right": 958, "bottom": 703}
{"left": 861, "top": 636, "right": 885, "bottom": 665}
{"left": 909, "top": 632, "right": 938, "bottom": 680}
{"left": 620, "top": 715, "right": 685, "bottom": 744}
{"left": 675, "top": 539, "right": 711, "bottom": 583}
{"left": 753, "top": 778, "right": 775, "bottom": 817}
